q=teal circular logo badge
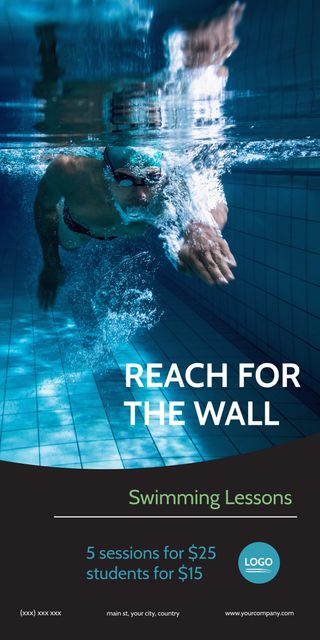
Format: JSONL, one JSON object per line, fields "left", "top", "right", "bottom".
{"left": 238, "top": 542, "right": 280, "bottom": 584}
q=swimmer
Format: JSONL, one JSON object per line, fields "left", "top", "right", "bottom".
{"left": 34, "top": 145, "right": 236, "bottom": 310}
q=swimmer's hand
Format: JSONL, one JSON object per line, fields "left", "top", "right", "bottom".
{"left": 178, "top": 223, "right": 236, "bottom": 285}
{"left": 181, "top": 2, "right": 246, "bottom": 69}
{"left": 37, "top": 264, "right": 65, "bottom": 310}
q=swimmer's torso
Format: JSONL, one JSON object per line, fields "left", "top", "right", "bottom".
{"left": 57, "top": 155, "right": 150, "bottom": 240}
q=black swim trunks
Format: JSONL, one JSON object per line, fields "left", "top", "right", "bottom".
{"left": 63, "top": 203, "right": 117, "bottom": 241}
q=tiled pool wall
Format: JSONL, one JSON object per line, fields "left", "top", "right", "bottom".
{"left": 227, "top": 0, "right": 320, "bottom": 129}
{"left": 160, "top": 165, "right": 320, "bottom": 395}
{"left": 159, "top": 0, "right": 320, "bottom": 396}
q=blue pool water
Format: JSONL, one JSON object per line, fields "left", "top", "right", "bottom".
{"left": 0, "top": 0, "right": 319, "bottom": 468}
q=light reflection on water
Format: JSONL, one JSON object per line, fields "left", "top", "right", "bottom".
{"left": 0, "top": 0, "right": 154, "bottom": 27}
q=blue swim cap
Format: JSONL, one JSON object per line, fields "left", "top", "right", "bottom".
{"left": 105, "top": 145, "right": 162, "bottom": 175}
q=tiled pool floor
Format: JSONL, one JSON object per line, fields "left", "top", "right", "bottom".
{"left": 0, "top": 249, "right": 319, "bottom": 468}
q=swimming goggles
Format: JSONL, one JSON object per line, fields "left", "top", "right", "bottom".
{"left": 103, "top": 147, "right": 162, "bottom": 187}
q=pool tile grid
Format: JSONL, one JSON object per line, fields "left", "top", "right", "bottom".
{"left": 135, "top": 298, "right": 276, "bottom": 440}
{"left": 155, "top": 284, "right": 319, "bottom": 433}
{"left": 0, "top": 282, "right": 200, "bottom": 468}
{"left": 131, "top": 321, "right": 268, "bottom": 458}
{"left": 110, "top": 332, "right": 217, "bottom": 463}
{"left": 0, "top": 257, "right": 318, "bottom": 468}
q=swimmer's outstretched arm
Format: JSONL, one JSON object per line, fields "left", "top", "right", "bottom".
{"left": 210, "top": 200, "right": 228, "bottom": 230}
{"left": 34, "top": 158, "right": 66, "bottom": 310}
{"left": 171, "top": 176, "right": 236, "bottom": 285}
{"left": 174, "top": 195, "right": 236, "bottom": 285}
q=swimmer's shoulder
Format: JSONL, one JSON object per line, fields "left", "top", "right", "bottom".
{"left": 46, "top": 154, "right": 101, "bottom": 186}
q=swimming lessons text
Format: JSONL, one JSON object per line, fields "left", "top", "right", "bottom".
{"left": 123, "top": 362, "right": 301, "bottom": 427}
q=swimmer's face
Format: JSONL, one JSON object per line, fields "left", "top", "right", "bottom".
{"left": 110, "top": 166, "right": 163, "bottom": 208}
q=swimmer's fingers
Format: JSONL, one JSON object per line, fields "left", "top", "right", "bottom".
{"left": 219, "top": 40, "right": 239, "bottom": 61}
{"left": 178, "top": 247, "right": 229, "bottom": 284}
{"left": 37, "top": 270, "right": 64, "bottom": 310}
{"left": 47, "top": 287, "right": 57, "bottom": 310}
{"left": 192, "top": 259, "right": 215, "bottom": 285}
{"left": 38, "top": 291, "right": 49, "bottom": 311}
{"left": 230, "top": 2, "right": 246, "bottom": 26}
{"left": 202, "top": 254, "right": 228, "bottom": 284}
{"left": 182, "top": 254, "right": 216, "bottom": 285}
{"left": 177, "top": 248, "right": 197, "bottom": 276}
{"left": 47, "top": 284, "right": 59, "bottom": 309}
{"left": 38, "top": 285, "right": 54, "bottom": 311}
{"left": 37, "top": 280, "right": 48, "bottom": 310}
{"left": 202, "top": 260, "right": 228, "bottom": 284}
{"left": 208, "top": 249, "right": 235, "bottom": 282}
{"left": 214, "top": 237, "right": 237, "bottom": 267}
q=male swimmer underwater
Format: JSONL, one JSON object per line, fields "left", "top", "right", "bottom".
{"left": 34, "top": 145, "right": 236, "bottom": 310}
